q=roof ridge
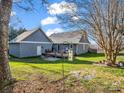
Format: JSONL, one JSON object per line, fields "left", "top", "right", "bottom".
{"left": 50, "top": 30, "right": 84, "bottom": 37}
{"left": 49, "top": 30, "right": 88, "bottom": 43}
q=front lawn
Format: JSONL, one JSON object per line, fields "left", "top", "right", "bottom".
{"left": 9, "top": 53, "right": 124, "bottom": 92}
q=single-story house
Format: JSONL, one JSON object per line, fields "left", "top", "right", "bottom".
{"left": 49, "top": 31, "right": 90, "bottom": 55}
{"left": 9, "top": 29, "right": 90, "bottom": 58}
{"left": 9, "top": 28, "right": 52, "bottom": 58}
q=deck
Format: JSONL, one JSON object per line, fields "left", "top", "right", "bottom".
{"left": 43, "top": 52, "right": 68, "bottom": 58}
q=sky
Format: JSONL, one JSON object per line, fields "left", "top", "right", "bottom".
{"left": 10, "top": 0, "right": 96, "bottom": 44}
{"left": 10, "top": 0, "right": 73, "bottom": 36}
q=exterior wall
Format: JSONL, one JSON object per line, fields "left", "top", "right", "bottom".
{"left": 52, "top": 44, "right": 69, "bottom": 52}
{"left": 9, "top": 43, "right": 20, "bottom": 57}
{"left": 76, "top": 44, "right": 89, "bottom": 55}
{"left": 52, "top": 44, "right": 90, "bottom": 55}
{"left": 97, "top": 47, "right": 104, "bottom": 53}
{"left": 52, "top": 44, "right": 58, "bottom": 52}
{"left": 52, "top": 44, "right": 76, "bottom": 55}
{"left": 23, "top": 30, "right": 50, "bottom": 42}
{"left": 20, "top": 43, "right": 52, "bottom": 58}
{"left": 9, "top": 29, "right": 52, "bottom": 58}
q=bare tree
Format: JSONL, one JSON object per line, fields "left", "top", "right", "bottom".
{"left": 57, "top": 0, "right": 124, "bottom": 65}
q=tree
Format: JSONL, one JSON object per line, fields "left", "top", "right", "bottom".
{"left": 58, "top": 0, "right": 124, "bottom": 64}
{"left": 0, "top": 0, "right": 13, "bottom": 89}
{"left": 9, "top": 27, "right": 26, "bottom": 41}
{"left": 0, "top": 0, "right": 47, "bottom": 89}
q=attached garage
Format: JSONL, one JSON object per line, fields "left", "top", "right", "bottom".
{"left": 9, "top": 29, "right": 52, "bottom": 58}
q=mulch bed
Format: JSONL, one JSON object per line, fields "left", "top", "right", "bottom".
{"left": 94, "top": 60, "right": 124, "bottom": 68}
{"left": 1, "top": 74, "right": 86, "bottom": 93}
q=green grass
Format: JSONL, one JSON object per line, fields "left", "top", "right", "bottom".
{"left": 9, "top": 53, "right": 124, "bottom": 92}
{"left": 9, "top": 53, "right": 124, "bottom": 79}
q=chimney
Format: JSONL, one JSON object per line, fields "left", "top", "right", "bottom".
{"left": 82, "top": 31, "right": 87, "bottom": 39}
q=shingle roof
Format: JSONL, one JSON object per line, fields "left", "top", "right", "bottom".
{"left": 49, "top": 31, "right": 89, "bottom": 44}
{"left": 10, "top": 29, "right": 36, "bottom": 43}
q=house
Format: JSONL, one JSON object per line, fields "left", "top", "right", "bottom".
{"left": 89, "top": 44, "right": 98, "bottom": 53}
{"left": 9, "top": 29, "right": 90, "bottom": 58}
{"left": 9, "top": 28, "right": 52, "bottom": 58}
{"left": 49, "top": 31, "right": 90, "bottom": 55}
{"left": 97, "top": 47, "right": 104, "bottom": 53}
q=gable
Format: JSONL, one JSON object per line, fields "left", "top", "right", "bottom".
{"left": 79, "top": 36, "right": 89, "bottom": 43}
{"left": 23, "top": 29, "right": 51, "bottom": 42}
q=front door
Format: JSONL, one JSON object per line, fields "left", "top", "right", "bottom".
{"left": 37, "top": 46, "right": 42, "bottom": 56}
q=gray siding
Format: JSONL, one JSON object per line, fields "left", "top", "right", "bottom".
{"left": 52, "top": 44, "right": 70, "bottom": 52}
{"left": 20, "top": 43, "right": 52, "bottom": 57}
{"left": 52, "top": 44, "right": 89, "bottom": 55}
{"left": 9, "top": 29, "right": 52, "bottom": 58}
{"left": 23, "top": 30, "right": 50, "bottom": 42}
{"left": 9, "top": 43, "right": 20, "bottom": 57}
{"left": 76, "top": 44, "right": 89, "bottom": 55}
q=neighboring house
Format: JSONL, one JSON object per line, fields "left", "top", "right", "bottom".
{"left": 9, "top": 28, "right": 52, "bottom": 58}
{"left": 49, "top": 31, "right": 90, "bottom": 55}
{"left": 97, "top": 47, "right": 104, "bottom": 53}
{"left": 89, "top": 44, "right": 98, "bottom": 53}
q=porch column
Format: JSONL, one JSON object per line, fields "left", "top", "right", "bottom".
{"left": 57, "top": 44, "right": 59, "bottom": 52}
{"left": 76, "top": 45, "right": 78, "bottom": 55}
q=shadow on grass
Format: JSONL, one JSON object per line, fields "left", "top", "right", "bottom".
{"left": 10, "top": 52, "right": 106, "bottom": 65}
{"left": 119, "top": 53, "right": 124, "bottom": 56}
{"left": 79, "top": 53, "right": 104, "bottom": 58}
{"left": 10, "top": 57, "right": 94, "bottom": 65}
{"left": 27, "top": 65, "right": 63, "bottom": 74}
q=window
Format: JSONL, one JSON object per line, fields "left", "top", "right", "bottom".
{"left": 70, "top": 44, "right": 73, "bottom": 48}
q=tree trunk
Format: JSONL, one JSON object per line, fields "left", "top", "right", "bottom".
{"left": 112, "top": 54, "right": 117, "bottom": 64}
{"left": 104, "top": 51, "right": 117, "bottom": 65}
{"left": 0, "top": 0, "right": 12, "bottom": 89}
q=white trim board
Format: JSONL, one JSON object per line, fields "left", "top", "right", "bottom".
{"left": 21, "top": 41, "right": 52, "bottom": 44}
{"left": 10, "top": 41, "right": 53, "bottom": 44}
{"left": 9, "top": 41, "right": 89, "bottom": 44}
{"left": 53, "top": 43, "right": 89, "bottom": 44}
{"left": 79, "top": 43, "right": 89, "bottom": 44}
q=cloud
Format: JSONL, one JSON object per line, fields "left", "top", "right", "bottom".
{"left": 11, "top": 11, "right": 16, "bottom": 16}
{"left": 46, "top": 28, "right": 64, "bottom": 36}
{"left": 72, "top": 16, "right": 79, "bottom": 21}
{"left": 48, "top": 1, "right": 77, "bottom": 15}
{"left": 41, "top": 17, "right": 58, "bottom": 26}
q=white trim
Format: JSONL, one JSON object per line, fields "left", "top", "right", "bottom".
{"left": 78, "top": 43, "right": 89, "bottom": 44}
{"left": 21, "top": 41, "right": 52, "bottom": 44}
{"left": 53, "top": 43, "right": 89, "bottom": 44}
{"left": 9, "top": 41, "right": 89, "bottom": 44}
{"left": 10, "top": 41, "right": 53, "bottom": 44}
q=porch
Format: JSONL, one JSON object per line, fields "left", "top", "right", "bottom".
{"left": 43, "top": 52, "right": 68, "bottom": 58}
